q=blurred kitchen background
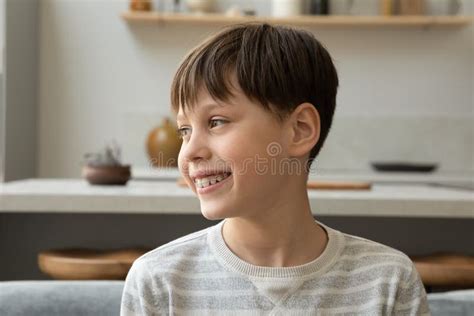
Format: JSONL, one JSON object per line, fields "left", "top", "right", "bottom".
{"left": 0, "top": 0, "right": 472, "bottom": 181}
{"left": 0, "top": 0, "right": 472, "bottom": 287}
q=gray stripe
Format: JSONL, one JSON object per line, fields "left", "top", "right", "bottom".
{"left": 163, "top": 293, "right": 274, "bottom": 311}
{"left": 122, "top": 291, "right": 169, "bottom": 313}
{"left": 151, "top": 259, "right": 225, "bottom": 274}
{"left": 285, "top": 285, "right": 393, "bottom": 309}
{"left": 161, "top": 275, "right": 256, "bottom": 291}
{"left": 329, "top": 255, "right": 410, "bottom": 271}
{"left": 301, "top": 264, "right": 409, "bottom": 289}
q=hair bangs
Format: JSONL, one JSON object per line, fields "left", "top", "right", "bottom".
{"left": 171, "top": 30, "right": 241, "bottom": 118}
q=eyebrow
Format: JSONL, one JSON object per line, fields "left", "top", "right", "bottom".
{"left": 176, "top": 103, "right": 227, "bottom": 122}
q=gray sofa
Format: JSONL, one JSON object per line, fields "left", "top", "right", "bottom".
{"left": 0, "top": 281, "right": 124, "bottom": 316}
{"left": 0, "top": 281, "right": 473, "bottom": 315}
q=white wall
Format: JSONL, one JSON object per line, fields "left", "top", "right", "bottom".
{"left": 38, "top": 0, "right": 473, "bottom": 177}
{"left": 3, "top": 0, "right": 38, "bottom": 181}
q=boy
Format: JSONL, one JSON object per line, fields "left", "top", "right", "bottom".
{"left": 121, "top": 23, "right": 430, "bottom": 315}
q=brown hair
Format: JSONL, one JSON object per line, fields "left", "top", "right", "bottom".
{"left": 170, "top": 23, "right": 338, "bottom": 169}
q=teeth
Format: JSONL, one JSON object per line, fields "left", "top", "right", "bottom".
{"left": 194, "top": 172, "right": 230, "bottom": 188}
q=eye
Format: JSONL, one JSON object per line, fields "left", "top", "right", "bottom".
{"left": 209, "top": 119, "right": 227, "bottom": 128}
{"left": 177, "top": 127, "right": 191, "bottom": 140}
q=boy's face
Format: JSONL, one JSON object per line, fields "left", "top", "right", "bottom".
{"left": 176, "top": 84, "right": 295, "bottom": 221}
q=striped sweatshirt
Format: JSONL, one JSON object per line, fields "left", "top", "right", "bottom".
{"left": 121, "top": 219, "right": 430, "bottom": 315}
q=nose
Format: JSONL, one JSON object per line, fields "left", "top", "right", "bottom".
{"left": 178, "top": 128, "right": 212, "bottom": 167}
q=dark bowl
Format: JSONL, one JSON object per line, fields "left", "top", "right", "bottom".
{"left": 371, "top": 162, "right": 438, "bottom": 173}
{"left": 82, "top": 165, "right": 131, "bottom": 185}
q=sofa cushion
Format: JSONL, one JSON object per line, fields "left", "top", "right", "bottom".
{"left": 427, "top": 289, "right": 474, "bottom": 316}
{"left": 0, "top": 280, "right": 124, "bottom": 316}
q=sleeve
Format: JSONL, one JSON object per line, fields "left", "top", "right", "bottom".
{"left": 120, "top": 259, "right": 167, "bottom": 316}
{"left": 393, "top": 261, "right": 431, "bottom": 316}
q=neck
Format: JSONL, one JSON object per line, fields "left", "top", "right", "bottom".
{"left": 222, "top": 177, "right": 328, "bottom": 267}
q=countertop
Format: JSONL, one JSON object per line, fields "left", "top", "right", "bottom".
{"left": 0, "top": 177, "right": 472, "bottom": 218}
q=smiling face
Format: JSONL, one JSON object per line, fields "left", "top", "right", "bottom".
{"left": 176, "top": 86, "right": 296, "bottom": 221}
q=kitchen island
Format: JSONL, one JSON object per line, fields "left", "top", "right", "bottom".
{"left": 0, "top": 178, "right": 472, "bottom": 218}
{"left": 0, "top": 175, "right": 472, "bottom": 280}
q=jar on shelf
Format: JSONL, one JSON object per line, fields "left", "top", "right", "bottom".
{"left": 184, "top": 0, "right": 215, "bottom": 13}
{"left": 271, "top": 0, "right": 304, "bottom": 17}
{"left": 129, "top": 0, "right": 152, "bottom": 11}
{"left": 425, "top": 0, "right": 461, "bottom": 16}
{"left": 310, "top": 0, "right": 329, "bottom": 15}
{"left": 146, "top": 117, "right": 182, "bottom": 168}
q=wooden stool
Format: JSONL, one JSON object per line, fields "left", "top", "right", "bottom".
{"left": 38, "top": 248, "right": 150, "bottom": 280}
{"left": 411, "top": 253, "right": 474, "bottom": 289}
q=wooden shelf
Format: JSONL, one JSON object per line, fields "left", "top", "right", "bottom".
{"left": 121, "top": 12, "right": 474, "bottom": 27}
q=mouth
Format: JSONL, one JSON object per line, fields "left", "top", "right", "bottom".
{"left": 193, "top": 172, "right": 232, "bottom": 189}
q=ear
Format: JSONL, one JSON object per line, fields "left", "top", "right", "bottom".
{"left": 285, "top": 103, "right": 320, "bottom": 159}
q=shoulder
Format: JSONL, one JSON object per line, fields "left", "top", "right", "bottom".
{"left": 317, "top": 227, "right": 429, "bottom": 314}
{"left": 342, "top": 231, "right": 408, "bottom": 256}
{"left": 120, "top": 226, "right": 215, "bottom": 315}
{"left": 131, "top": 224, "right": 214, "bottom": 274}
{"left": 335, "top": 230, "right": 416, "bottom": 284}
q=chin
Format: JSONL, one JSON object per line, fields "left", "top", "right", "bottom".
{"left": 200, "top": 208, "right": 226, "bottom": 221}
{"left": 200, "top": 202, "right": 234, "bottom": 221}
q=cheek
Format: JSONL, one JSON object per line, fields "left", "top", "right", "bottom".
{"left": 177, "top": 148, "right": 185, "bottom": 172}
{"left": 233, "top": 142, "right": 288, "bottom": 181}
{"left": 178, "top": 150, "right": 197, "bottom": 193}
{"left": 177, "top": 147, "right": 191, "bottom": 178}
{"left": 228, "top": 145, "right": 274, "bottom": 178}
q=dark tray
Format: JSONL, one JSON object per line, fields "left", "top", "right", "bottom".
{"left": 371, "top": 162, "right": 438, "bottom": 173}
